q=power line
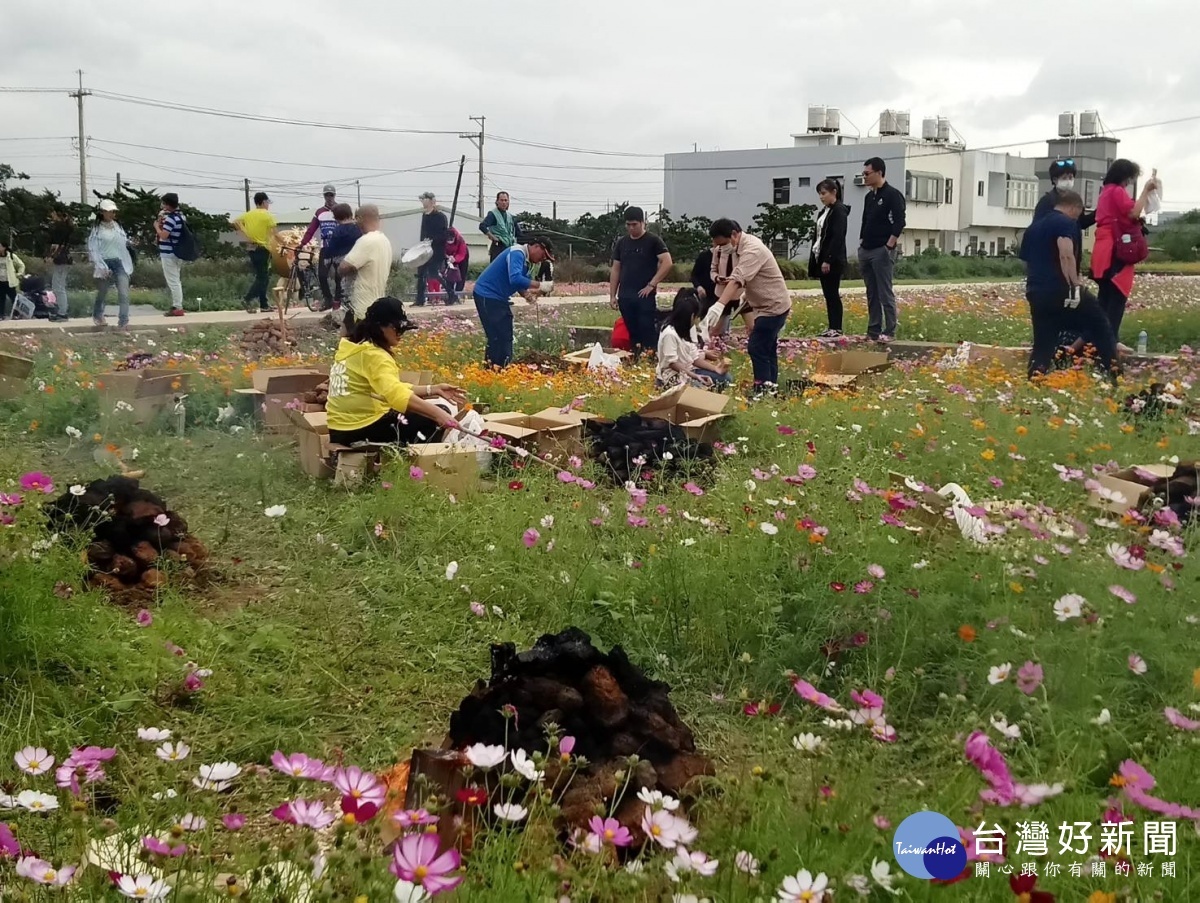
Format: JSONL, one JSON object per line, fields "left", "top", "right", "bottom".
{"left": 488, "top": 134, "right": 659, "bottom": 158}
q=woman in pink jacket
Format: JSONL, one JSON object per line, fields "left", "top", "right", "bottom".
{"left": 1091, "top": 158, "right": 1159, "bottom": 349}
{"left": 444, "top": 227, "right": 469, "bottom": 299}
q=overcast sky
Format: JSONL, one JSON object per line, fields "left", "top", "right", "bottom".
{"left": 2, "top": 0, "right": 1196, "bottom": 220}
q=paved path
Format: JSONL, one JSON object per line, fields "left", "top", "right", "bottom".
{"left": 0, "top": 282, "right": 1005, "bottom": 336}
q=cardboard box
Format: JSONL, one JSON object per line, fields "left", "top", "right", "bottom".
{"left": 562, "top": 348, "right": 632, "bottom": 368}
{"left": 97, "top": 368, "right": 192, "bottom": 423}
{"left": 408, "top": 443, "right": 479, "bottom": 495}
{"left": 284, "top": 407, "right": 335, "bottom": 479}
{"left": 636, "top": 385, "right": 731, "bottom": 444}
{"left": 0, "top": 351, "right": 34, "bottom": 401}
{"left": 811, "top": 351, "right": 892, "bottom": 389}
{"left": 483, "top": 411, "right": 588, "bottom": 459}
{"left": 967, "top": 344, "right": 1030, "bottom": 369}
{"left": 1090, "top": 463, "right": 1175, "bottom": 514}
{"left": 235, "top": 367, "right": 328, "bottom": 432}
{"left": 398, "top": 370, "right": 437, "bottom": 386}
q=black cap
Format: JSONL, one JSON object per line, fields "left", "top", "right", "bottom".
{"left": 529, "top": 236, "right": 556, "bottom": 261}
{"left": 364, "top": 296, "right": 417, "bottom": 332}
{"left": 625, "top": 206, "right": 646, "bottom": 222}
{"left": 1049, "top": 159, "right": 1076, "bottom": 179}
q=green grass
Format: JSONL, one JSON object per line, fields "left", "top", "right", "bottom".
{"left": 1, "top": 295, "right": 1200, "bottom": 900}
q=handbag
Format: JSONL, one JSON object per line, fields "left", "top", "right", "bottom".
{"left": 1112, "top": 220, "right": 1149, "bottom": 266}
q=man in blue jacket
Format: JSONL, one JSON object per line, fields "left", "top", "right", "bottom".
{"left": 472, "top": 237, "right": 555, "bottom": 368}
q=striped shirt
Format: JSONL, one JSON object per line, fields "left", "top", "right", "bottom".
{"left": 158, "top": 211, "right": 185, "bottom": 255}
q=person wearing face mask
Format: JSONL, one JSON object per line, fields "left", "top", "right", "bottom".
{"left": 1091, "top": 159, "right": 1158, "bottom": 347}
{"left": 1032, "top": 160, "right": 1095, "bottom": 231}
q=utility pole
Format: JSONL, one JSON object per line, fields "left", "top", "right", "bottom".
{"left": 356, "top": 180, "right": 361, "bottom": 206}
{"left": 460, "top": 115, "right": 486, "bottom": 217}
{"left": 115, "top": 173, "right": 121, "bottom": 194}
{"left": 69, "top": 70, "right": 91, "bottom": 205}
{"left": 243, "top": 178, "right": 251, "bottom": 212}
{"left": 552, "top": 201, "right": 557, "bottom": 221}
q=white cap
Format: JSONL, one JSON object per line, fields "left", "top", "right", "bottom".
{"left": 98, "top": 199, "right": 118, "bottom": 212}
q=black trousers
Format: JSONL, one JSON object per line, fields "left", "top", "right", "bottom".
{"left": 1095, "top": 277, "right": 1128, "bottom": 339}
{"left": 317, "top": 252, "right": 336, "bottom": 307}
{"left": 416, "top": 249, "right": 455, "bottom": 305}
{"left": 489, "top": 241, "right": 505, "bottom": 261}
{"left": 1027, "top": 287, "right": 1118, "bottom": 379}
{"left": 329, "top": 409, "right": 441, "bottom": 446}
{"left": 244, "top": 247, "right": 271, "bottom": 309}
{"left": 818, "top": 265, "right": 844, "bottom": 331}
{"left": 0, "top": 285, "right": 15, "bottom": 318}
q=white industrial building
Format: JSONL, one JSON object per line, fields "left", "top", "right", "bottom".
{"left": 662, "top": 106, "right": 1107, "bottom": 260}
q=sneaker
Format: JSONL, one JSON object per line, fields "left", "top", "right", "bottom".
{"left": 817, "top": 329, "right": 844, "bottom": 339}
{"left": 165, "top": 308, "right": 185, "bottom": 317}
{"left": 876, "top": 334, "right": 894, "bottom": 344}
{"left": 92, "top": 317, "right": 107, "bottom": 327}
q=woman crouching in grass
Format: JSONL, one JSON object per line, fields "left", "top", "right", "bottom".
{"left": 655, "top": 288, "right": 731, "bottom": 390}
{"left": 326, "top": 296, "right": 466, "bottom": 445}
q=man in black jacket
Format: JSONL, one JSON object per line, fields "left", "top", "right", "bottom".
{"left": 857, "top": 157, "right": 906, "bottom": 342}
{"left": 416, "top": 191, "right": 455, "bottom": 306}
{"left": 1032, "top": 160, "right": 1095, "bottom": 356}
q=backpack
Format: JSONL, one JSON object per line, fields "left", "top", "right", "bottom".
{"left": 173, "top": 218, "right": 201, "bottom": 262}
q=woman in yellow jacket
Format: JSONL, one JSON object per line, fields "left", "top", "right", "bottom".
{"left": 326, "top": 296, "right": 466, "bottom": 445}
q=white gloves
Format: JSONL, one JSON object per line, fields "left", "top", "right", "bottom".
{"left": 1065, "top": 286, "right": 1080, "bottom": 309}
{"left": 701, "top": 303, "right": 724, "bottom": 333}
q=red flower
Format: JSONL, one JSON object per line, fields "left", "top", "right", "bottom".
{"left": 805, "top": 440, "right": 817, "bottom": 454}
{"left": 1008, "top": 874, "right": 1055, "bottom": 902}
{"left": 341, "top": 795, "right": 379, "bottom": 822}
{"left": 849, "top": 632, "right": 869, "bottom": 647}
{"left": 508, "top": 481, "right": 524, "bottom": 491}
{"left": 829, "top": 581, "right": 846, "bottom": 592}
{"left": 743, "top": 701, "right": 782, "bottom": 717}
{"left": 776, "top": 425, "right": 796, "bottom": 436}
{"left": 455, "top": 786, "right": 488, "bottom": 806}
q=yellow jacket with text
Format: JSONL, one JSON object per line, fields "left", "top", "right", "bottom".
{"left": 325, "top": 339, "right": 414, "bottom": 432}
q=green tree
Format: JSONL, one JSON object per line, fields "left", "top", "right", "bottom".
{"left": 749, "top": 202, "right": 817, "bottom": 258}
{"left": 1155, "top": 210, "right": 1200, "bottom": 261}
{"left": 651, "top": 208, "right": 713, "bottom": 262}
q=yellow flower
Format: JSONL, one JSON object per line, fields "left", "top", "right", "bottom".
{"left": 1009, "top": 582, "right": 1024, "bottom": 594}
{"left": 1193, "top": 667, "right": 1200, "bottom": 689}
{"left": 971, "top": 419, "right": 986, "bottom": 431}
{"left": 980, "top": 449, "right": 995, "bottom": 461}
{"left": 1087, "top": 892, "right": 1116, "bottom": 903}
{"left": 1119, "top": 424, "right": 1135, "bottom": 434}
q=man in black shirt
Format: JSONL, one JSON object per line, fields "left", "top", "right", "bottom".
{"left": 609, "top": 206, "right": 673, "bottom": 355}
{"left": 45, "top": 208, "right": 74, "bottom": 320}
{"left": 416, "top": 191, "right": 455, "bottom": 306}
{"left": 856, "top": 157, "right": 906, "bottom": 342}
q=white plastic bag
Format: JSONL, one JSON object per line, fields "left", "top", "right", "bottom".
{"left": 442, "top": 409, "right": 494, "bottom": 471}
{"left": 585, "top": 342, "right": 622, "bottom": 372}
{"left": 1144, "top": 168, "right": 1162, "bottom": 219}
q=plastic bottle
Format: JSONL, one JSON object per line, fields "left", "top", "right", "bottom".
{"left": 1137, "top": 330, "right": 1148, "bottom": 355}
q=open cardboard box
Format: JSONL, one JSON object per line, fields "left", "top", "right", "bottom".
{"left": 888, "top": 471, "right": 953, "bottom": 534}
{"left": 284, "top": 407, "right": 335, "bottom": 479}
{"left": 1089, "top": 463, "right": 1175, "bottom": 514}
{"left": 0, "top": 351, "right": 34, "bottom": 401}
{"left": 562, "top": 347, "right": 632, "bottom": 368}
{"left": 811, "top": 351, "right": 891, "bottom": 389}
{"left": 637, "top": 385, "right": 730, "bottom": 444}
{"left": 483, "top": 411, "right": 589, "bottom": 459}
{"left": 235, "top": 367, "right": 328, "bottom": 432}
{"left": 408, "top": 443, "right": 480, "bottom": 495}
{"left": 398, "top": 370, "right": 437, "bottom": 387}
{"left": 967, "top": 343, "right": 1030, "bottom": 369}
{"left": 97, "top": 368, "right": 191, "bottom": 424}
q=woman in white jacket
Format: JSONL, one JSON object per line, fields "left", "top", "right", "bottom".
{"left": 0, "top": 240, "right": 27, "bottom": 318}
{"left": 87, "top": 199, "right": 136, "bottom": 329}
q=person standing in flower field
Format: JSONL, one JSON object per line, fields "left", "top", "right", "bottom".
{"left": 300, "top": 184, "right": 340, "bottom": 311}
{"left": 609, "top": 206, "right": 673, "bottom": 357}
{"left": 154, "top": 193, "right": 188, "bottom": 317}
{"left": 338, "top": 205, "right": 393, "bottom": 333}
{"left": 857, "top": 157, "right": 905, "bottom": 343}
{"left": 233, "top": 192, "right": 281, "bottom": 314}
{"left": 45, "top": 207, "right": 75, "bottom": 319}
{"left": 480, "top": 190, "right": 523, "bottom": 261}
{"left": 472, "top": 236, "right": 555, "bottom": 368}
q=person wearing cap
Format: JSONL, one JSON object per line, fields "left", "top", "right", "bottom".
{"left": 609, "top": 206, "right": 673, "bottom": 356}
{"left": 154, "top": 192, "right": 187, "bottom": 317}
{"left": 480, "top": 191, "right": 524, "bottom": 261}
{"left": 338, "top": 205, "right": 394, "bottom": 331}
{"left": 471, "top": 236, "right": 555, "bottom": 368}
{"left": 1032, "top": 160, "right": 1097, "bottom": 358}
{"left": 416, "top": 192, "right": 455, "bottom": 306}
{"left": 326, "top": 296, "right": 467, "bottom": 446}
{"left": 86, "top": 199, "right": 136, "bottom": 330}
{"left": 233, "top": 192, "right": 281, "bottom": 314}
{"left": 300, "top": 185, "right": 341, "bottom": 311}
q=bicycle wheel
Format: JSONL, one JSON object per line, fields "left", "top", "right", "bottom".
{"left": 304, "top": 269, "right": 323, "bottom": 313}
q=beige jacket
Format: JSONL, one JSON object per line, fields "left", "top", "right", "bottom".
{"left": 728, "top": 233, "right": 791, "bottom": 317}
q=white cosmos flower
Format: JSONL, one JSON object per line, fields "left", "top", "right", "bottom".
{"left": 664, "top": 847, "right": 719, "bottom": 882}
{"left": 65, "top": 426, "right": 83, "bottom": 439}
{"left": 735, "top": 850, "right": 761, "bottom": 875}
{"left": 264, "top": 505, "right": 287, "bottom": 518}
{"left": 193, "top": 761, "right": 240, "bottom": 790}
{"left": 1053, "top": 593, "right": 1085, "bottom": 621}
{"left": 792, "top": 733, "right": 824, "bottom": 753}
{"left": 871, "top": 858, "right": 900, "bottom": 893}
{"left": 759, "top": 522, "right": 779, "bottom": 535}
{"left": 989, "top": 716, "right": 1021, "bottom": 741}
{"left": 137, "top": 727, "right": 172, "bottom": 742}
{"left": 778, "top": 868, "right": 829, "bottom": 903}
{"left": 69, "top": 484, "right": 86, "bottom": 496}
{"left": 444, "top": 560, "right": 459, "bottom": 581}
{"left": 464, "top": 743, "right": 506, "bottom": 770}
{"left": 17, "top": 790, "right": 59, "bottom": 812}
{"left": 15, "top": 746, "right": 55, "bottom": 776}
{"left": 116, "top": 874, "right": 172, "bottom": 900}
{"left": 493, "top": 802, "right": 528, "bottom": 822}
{"left": 151, "top": 789, "right": 178, "bottom": 801}
{"left": 987, "top": 663, "right": 1012, "bottom": 685}
{"left": 509, "top": 749, "right": 544, "bottom": 783}
{"left": 393, "top": 879, "right": 430, "bottom": 903}
{"left": 637, "top": 787, "right": 681, "bottom": 811}
{"left": 155, "top": 742, "right": 190, "bottom": 762}
{"left": 1092, "top": 708, "right": 1112, "bottom": 726}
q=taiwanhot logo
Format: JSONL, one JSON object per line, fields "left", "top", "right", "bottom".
{"left": 891, "top": 811, "right": 967, "bottom": 880}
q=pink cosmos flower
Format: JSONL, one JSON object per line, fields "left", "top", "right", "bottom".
{"left": 683, "top": 482, "right": 704, "bottom": 496}
{"left": 792, "top": 679, "right": 845, "bottom": 712}
{"left": 1109, "top": 585, "right": 1137, "bottom": 605}
{"left": 1, "top": 823, "right": 20, "bottom": 858}
{"left": 15, "top": 856, "right": 76, "bottom": 886}
{"left": 142, "top": 837, "right": 186, "bottom": 857}
{"left": 1016, "top": 662, "right": 1044, "bottom": 695}
{"left": 626, "top": 514, "right": 649, "bottom": 528}
{"left": 221, "top": 813, "right": 246, "bottom": 831}
{"left": 556, "top": 471, "right": 575, "bottom": 483}
{"left": 1107, "top": 543, "right": 1146, "bottom": 571}
{"left": 850, "top": 689, "right": 884, "bottom": 709}
{"left": 558, "top": 736, "right": 576, "bottom": 760}
{"left": 271, "top": 751, "right": 326, "bottom": 780}
{"left": 409, "top": 466, "right": 425, "bottom": 481}
{"left": 287, "top": 799, "right": 337, "bottom": 830}
{"left": 183, "top": 671, "right": 204, "bottom": 692}
{"left": 1128, "top": 654, "right": 1148, "bottom": 675}
{"left": 866, "top": 564, "right": 886, "bottom": 580}
{"left": 389, "top": 833, "right": 463, "bottom": 895}
{"left": 0, "top": 492, "right": 22, "bottom": 506}
{"left": 19, "top": 472, "right": 55, "bottom": 494}
{"left": 872, "top": 814, "right": 891, "bottom": 830}
{"left": 331, "top": 766, "right": 386, "bottom": 807}
{"left": 587, "top": 815, "right": 632, "bottom": 848}
{"left": 988, "top": 476, "right": 1004, "bottom": 488}
{"left": 469, "top": 601, "right": 486, "bottom": 617}
{"left": 14, "top": 746, "right": 54, "bottom": 776}
{"left": 135, "top": 609, "right": 153, "bottom": 627}
{"left": 964, "top": 731, "right": 1016, "bottom": 806}
{"left": 854, "top": 580, "right": 874, "bottom": 594}
{"left": 522, "top": 528, "right": 540, "bottom": 548}
{"left": 392, "top": 808, "right": 439, "bottom": 829}
{"left": 1164, "top": 707, "right": 1200, "bottom": 731}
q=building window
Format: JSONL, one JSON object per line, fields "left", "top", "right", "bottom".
{"left": 977, "top": 181, "right": 985, "bottom": 197}
{"left": 928, "top": 236, "right": 937, "bottom": 250}
{"left": 968, "top": 235, "right": 979, "bottom": 252}
{"left": 913, "top": 239, "right": 922, "bottom": 254}
{"left": 945, "top": 178, "right": 953, "bottom": 205}
{"left": 725, "top": 179, "right": 738, "bottom": 190}
{"left": 797, "top": 177, "right": 811, "bottom": 188}
{"left": 1004, "top": 178, "right": 1038, "bottom": 210}
{"left": 773, "top": 177, "right": 790, "bottom": 204}
{"left": 997, "top": 236, "right": 1006, "bottom": 254}
{"left": 988, "top": 240, "right": 996, "bottom": 256}
{"left": 904, "top": 171, "right": 944, "bottom": 204}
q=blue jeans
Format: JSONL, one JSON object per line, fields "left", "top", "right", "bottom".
{"left": 474, "top": 295, "right": 513, "bottom": 367}
{"left": 618, "top": 296, "right": 658, "bottom": 354}
{"left": 51, "top": 264, "right": 70, "bottom": 317}
{"left": 747, "top": 312, "right": 788, "bottom": 385}
{"left": 693, "top": 367, "right": 731, "bottom": 388}
{"left": 94, "top": 258, "right": 131, "bottom": 327}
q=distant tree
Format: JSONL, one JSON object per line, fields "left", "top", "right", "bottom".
{"left": 1155, "top": 210, "right": 1200, "bottom": 261}
{"left": 651, "top": 208, "right": 713, "bottom": 262}
{"left": 748, "top": 202, "right": 817, "bottom": 258}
